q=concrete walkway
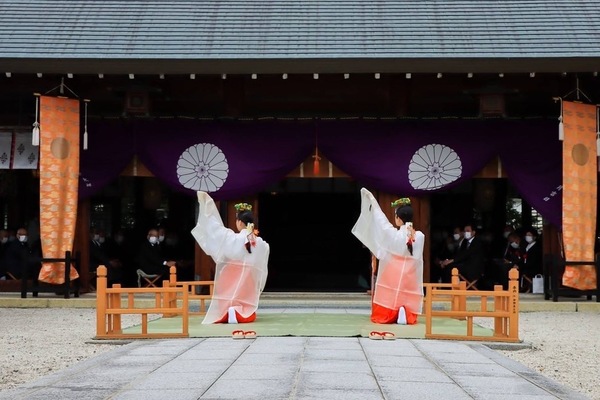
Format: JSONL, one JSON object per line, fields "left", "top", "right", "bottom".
{"left": 0, "top": 306, "right": 591, "bottom": 400}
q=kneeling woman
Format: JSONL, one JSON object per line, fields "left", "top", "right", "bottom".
{"left": 352, "top": 188, "right": 424, "bottom": 325}
{"left": 192, "top": 191, "right": 269, "bottom": 324}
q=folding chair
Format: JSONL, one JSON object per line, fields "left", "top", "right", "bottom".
{"left": 520, "top": 275, "right": 532, "bottom": 293}
{"left": 458, "top": 273, "right": 479, "bottom": 290}
{"left": 6, "top": 272, "right": 19, "bottom": 280}
{"left": 137, "top": 269, "right": 160, "bottom": 288}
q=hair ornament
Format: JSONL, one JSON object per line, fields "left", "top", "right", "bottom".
{"left": 391, "top": 198, "right": 411, "bottom": 208}
{"left": 234, "top": 202, "right": 252, "bottom": 212}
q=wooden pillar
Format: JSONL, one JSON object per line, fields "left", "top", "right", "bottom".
{"left": 412, "top": 196, "right": 431, "bottom": 283}
{"left": 75, "top": 198, "right": 91, "bottom": 291}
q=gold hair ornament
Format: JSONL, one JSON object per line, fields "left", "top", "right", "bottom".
{"left": 234, "top": 203, "right": 252, "bottom": 212}
{"left": 391, "top": 198, "right": 411, "bottom": 208}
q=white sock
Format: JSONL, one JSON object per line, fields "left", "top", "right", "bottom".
{"left": 228, "top": 307, "right": 238, "bottom": 324}
{"left": 397, "top": 306, "right": 407, "bottom": 325}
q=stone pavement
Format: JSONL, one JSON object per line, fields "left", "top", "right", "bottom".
{"left": 0, "top": 306, "right": 591, "bottom": 400}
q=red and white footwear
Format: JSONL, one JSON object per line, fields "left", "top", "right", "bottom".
{"left": 232, "top": 330, "right": 245, "bottom": 339}
{"left": 369, "top": 331, "right": 384, "bottom": 340}
{"left": 243, "top": 330, "right": 257, "bottom": 339}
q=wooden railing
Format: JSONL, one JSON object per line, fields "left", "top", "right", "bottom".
{"left": 95, "top": 265, "right": 189, "bottom": 339}
{"left": 163, "top": 268, "right": 214, "bottom": 317}
{"left": 95, "top": 265, "right": 519, "bottom": 342}
{"left": 423, "top": 268, "right": 467, "bottom": 316}
{"left": 424, "top": 267, "right": 520, "bottom": 342}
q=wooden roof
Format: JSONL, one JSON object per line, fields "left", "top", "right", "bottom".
{"left": 1, "top": 0, "right": 600, "bottom": 74}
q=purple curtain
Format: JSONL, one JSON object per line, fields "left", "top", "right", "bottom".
{"left": 79, "top": 119, "right": 135, "bottom": 199}
{"left": 134, "top": 119, "right": 315, "bottom": 200}
{"left": 497, "top": 120, "right": 562, "bottom": 228}
{"left": 78, "top": 118, "right": 562, "bottom": 227}
{"left": 318, "top": 119, "right": 562, "bottom": 227}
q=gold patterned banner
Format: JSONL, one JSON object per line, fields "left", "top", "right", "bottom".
{"left": 562, "top": 101, "right": 597, "bottom": 290}
{"left": 38, "top": 96, "right": 80, "bottom": 284}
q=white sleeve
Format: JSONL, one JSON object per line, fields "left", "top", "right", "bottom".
{"left": 351, "top": 188, "right": 406, "bottom": 259}
{"left": 191, "top": 191, "right": 248, "bottom": 261}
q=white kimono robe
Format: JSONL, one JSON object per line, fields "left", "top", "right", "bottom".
{"left": 351, "top": 188, "right": 424, "bottom": 315}
{"left": 191, "top": 191, "right": 269, "bottom": 324}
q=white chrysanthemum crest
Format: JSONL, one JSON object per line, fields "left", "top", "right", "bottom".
{"left": 177, "top": 143, "right": 229, "bottom": 192}
{"left": 408, "top": 143, "right": 462, "bottom": 190}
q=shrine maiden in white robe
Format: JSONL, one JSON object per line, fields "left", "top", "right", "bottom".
{"left": 192, "top": 191, "right": 269, "bottom": 324}
{"left": 351, "top": 188, "right": 424, "bottom": 316}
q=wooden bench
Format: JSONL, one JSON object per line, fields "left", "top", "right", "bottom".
{"left": 20, "top": 251, "right": 80, "bottom": 299}
{"left": 544, "top": 256, "right": 600, "bottom": 302}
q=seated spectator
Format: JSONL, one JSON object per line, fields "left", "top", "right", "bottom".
{"left": 433, "top": 231, "right": 457, "bottom": 283}
{"left": 492, "top": 232, "right": 523, "bottom": 289}
{"left": 135, "top": 228, "right": 177, "bottom": 282}
{"left": 90, "top": 228, "right": 123, "bottom": 286}
{"left": 442, "top": 223, "right": 487, "bottom": 284}
{"left": 110, "top": 229, "right": 136, "bottom": 287}
{"left": 3, "top": 227, "right": 42, "bottom": 280}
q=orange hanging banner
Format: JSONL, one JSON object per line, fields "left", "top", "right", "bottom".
{"left": 37, "top": 95, "right": 80, "bottom": 284}
{"left": 562, "top": 101, "right": 597, "bottom": 290}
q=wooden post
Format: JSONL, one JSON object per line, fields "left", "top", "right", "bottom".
{"left": 425, "top": 281, "right": 433, "bottom": 336}
{"left": 493, "top": 284, "right": 502, "bottom": 336}
{"left": 169, "top": 266, "right": 177, "bottom": 308}
{"left": 112, "top": 284, "right": 122, "bottom": 333}
{"left": 182, "top": 285, "right": 189, "bottom": 336}
{"left": 508, "top": 267, "right": 520, "bottom": 341}
{"left": 96, "top": 265, "right": 107, "bottom": 338}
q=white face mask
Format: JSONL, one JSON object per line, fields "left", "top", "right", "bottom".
{"left": 1, "top": 237, "right": 7, "bottom": 244}
{"left": 453, "top": 233, "right": 461, "bottom": 241}
{"left": 18, "top": 235, "right": 28, "bottom": 243}
{"left": 149, "top": 236, "right": 158, "bottom": 245}
{"left": 464, "top": 231, "right": 472, "bottom": 240}
{"left": 510, "top": 242, "right": 520, "bottom": 249}
{"left": 525, "top": 235, "right": 534, "bottom": 243}
{"left": 503, "top": 231, "right": 511, "bottom": 239}
{"left": 158, "top": 235, "right": 165, "bottom": 242}
{"left": 98, "top": 237, "right": 106, "bottom": 244}
{"left": 93, "top": 234, "right": 100, "bottom": 241}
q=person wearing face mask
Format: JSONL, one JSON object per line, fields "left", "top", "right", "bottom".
{"left": 89, "top": 228, "right": 123, "bottom": 287}
{"left": 491, "top": 232, "right": 523, "bottom": 289}
{"left": 442, "top": 223, "right": 487, "bottom": 286}
{"left": 520, "top": 228, "right": 542, "bottom": 292}
{"left": 3, "top": 227, "right": 42, "bottom": 280}
{"left": 433, "top": 231, "right": 458, "bottom": 283}
{"left": 135, "top": 228, "right": 177, "bottom": 282}
{"left": 109, "top": 229, "right": 136, "bottom": 287}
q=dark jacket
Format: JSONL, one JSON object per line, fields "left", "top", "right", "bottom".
{"left": 135, "top": 241, "right": 168, "bottom": 277}
{"left": 3, "top": 240, "right": 42, "bottom": 279}
{"left": 451, "top": 235, "right": 486, "bottom": 281}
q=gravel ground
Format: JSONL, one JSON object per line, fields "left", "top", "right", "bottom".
{"left": 0, "top": 308, "right": 599, "bottom": 399}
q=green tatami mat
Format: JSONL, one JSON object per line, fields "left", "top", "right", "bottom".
{"left": 122, "top": 313, "right": 494, "bottom": 339}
